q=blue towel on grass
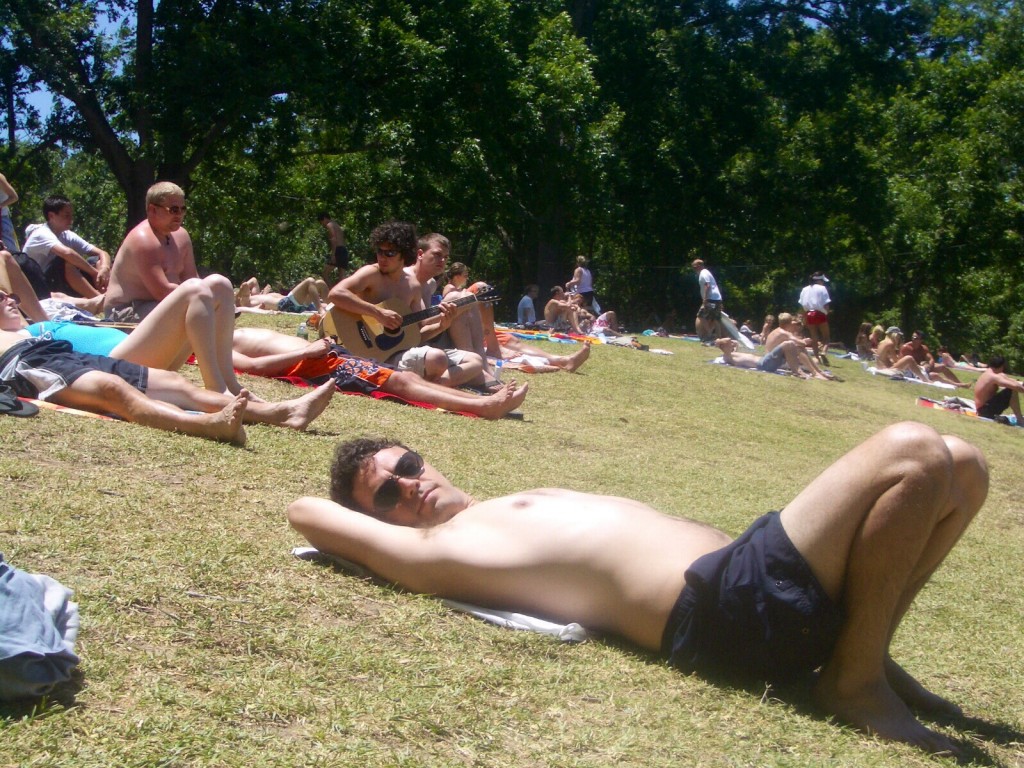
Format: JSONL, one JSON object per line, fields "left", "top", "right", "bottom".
{"left": 0, "top": 554, "right": 80, "bottom": 700}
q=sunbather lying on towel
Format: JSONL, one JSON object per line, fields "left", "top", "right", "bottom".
{"left": 0, "top": 294, "right": 333, "bottom": 444}
{"left": 231, "top": 328, "right": 528, "bottom": 420}
{"left": 289, "top": 423, "right": 988, "bottom": 756}
{"left": 714, "top": 338, "right": 831, "bottom": 380}
{"left": 7, "top": 274, "right": 249, "bottom": 396}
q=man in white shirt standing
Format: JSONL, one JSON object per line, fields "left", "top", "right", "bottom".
{"left": 798, "top": 271, "right": 832, "bottom": 362}
{"left": 691, "top": 258, "right": 723, "bottom": 343}
{"left": 22, "top": 195, "right": 112, "bottom": 299}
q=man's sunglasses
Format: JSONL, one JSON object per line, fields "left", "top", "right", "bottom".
{"left": 376, "top": 247, "right": 402, "bottom": 259}
{"left": 0, "top": 291, "right": 21, "bottom": 305}
{"left": 373, "top": 450, "right": 425, "bottom": 513}
{"left": 156, "top": 204, "right": 187, "bottom": 215}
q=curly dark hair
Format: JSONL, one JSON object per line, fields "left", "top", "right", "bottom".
{"left": 370, "top": 220, "right": 418, "bottom": 266}
{"left": 329, "top": 437, "right": 407, "bottom": 516}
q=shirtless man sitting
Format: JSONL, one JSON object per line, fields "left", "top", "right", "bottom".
{"left": 328, "top": 221, "right": 490, "bottom": 390}
{"left": 875, "top": 327, "right": 932, "bottom": 380}
{"left": 231, "top": 328, "right": 528, "bottom": 420}
{"left": 544, "top": 286, "right": 584, "bottom": 334}
{"left": 764, "top": 313, "right": 831, "bottom": 378}
{"left": 900, "top": 331, "right": 969, "bottom": 388}
{"left": 289, "top": 423, "right": 987, "bottom": 755}
{"left": 0, "top": 292, "right": 334, "bottom": 444}
{"left": 104, "top": 181, "right": 202, "bottom": 322}
{"left": 973, "top": 355, "right": 1024, "bottom": 423}
{"left": 714, "top": 338, "right": 830, "bottom": 380}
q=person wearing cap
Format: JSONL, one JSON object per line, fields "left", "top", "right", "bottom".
{"left": 691, "top": 258, "right": 723, "bottom": 343}
{"left": 899, "top": 330, "right": 969, "bottom": 388}
{"left": 798, "top": 271, "right": 831, "bottom": 362}
{"left": 876, "top": 327, "right": 932, "bottom": 380}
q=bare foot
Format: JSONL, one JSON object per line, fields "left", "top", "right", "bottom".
{"left": 204, "top": 393, "right": 248, "bottom": 445}
{"left": 563, "top": 342, "right": 591, "bottom": 373}
{"left": 885, "top": 658, "right": 962, "bottom": 716}
{"left": 814, "top": 669, "right": 961, "bottom": 756}
{"left": 278, "top": 380, "right": 335, "bottom": 431}
{"left": 476, "top": 381, "right": 529, "bottom": 419}
{"left": 235, "top": 282, "right": 251, "bottom": 308}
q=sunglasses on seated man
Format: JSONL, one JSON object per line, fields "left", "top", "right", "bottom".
{"left": 0, "top": 291, "right": 21, "bottom": 305}
{"left": 373, "top": 450, "right": 425, "bottom": 514}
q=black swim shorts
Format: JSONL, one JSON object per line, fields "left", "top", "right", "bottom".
{"left": 661, "top": 511, "right": 843, "bottom": 684}
{"left": 0, "top": 338, "right": 148, "bottom": 400}
{"left": 977, "top": 387, "right": 1012, "bottom": 420}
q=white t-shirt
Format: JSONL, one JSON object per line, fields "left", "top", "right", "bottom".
{"left": 799, "top": 283, "right": 831, "bottom": 313}
{"left": 698, "top": 269, "right": 722, "bottom": 302}
{"left": 23, "top": 223, "right": 97, "bottom": 271}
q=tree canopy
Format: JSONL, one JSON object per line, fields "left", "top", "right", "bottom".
{"left": 1, "top": 0, "right": 1021, "bottom": 363}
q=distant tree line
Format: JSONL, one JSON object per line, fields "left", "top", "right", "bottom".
{"left": 1, "top": 0, "right": 1021, "bottom": 363}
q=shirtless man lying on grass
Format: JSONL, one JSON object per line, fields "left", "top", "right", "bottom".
{"left": 289, "top": 422, "right": 988, "bottom": 756}
{"left": 714, "top": 338, "right": 831, "bottom": 380}
{"left": 0, "top": 292, "right": 333, "bottom": 444}
{"left": 231, "top": 328, "right": 528, "bottom": 420}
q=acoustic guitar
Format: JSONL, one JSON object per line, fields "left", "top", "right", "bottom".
{"left": 323, "top": 289, "right": 500, "bottom": 361}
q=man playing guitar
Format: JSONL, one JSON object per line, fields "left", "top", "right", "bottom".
{"left": 327, "top": 221, "right": 494, "bottom": 390}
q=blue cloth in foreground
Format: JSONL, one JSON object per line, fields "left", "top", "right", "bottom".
{"left": 0, "top": 554, "right": 80, "bottom": 700}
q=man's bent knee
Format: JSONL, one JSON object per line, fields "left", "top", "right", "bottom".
{"left": 886, "top": 421, "right": 956, "bottom": 475}
{"left": 942, "top": 435, "right": 989, "bottom": 508}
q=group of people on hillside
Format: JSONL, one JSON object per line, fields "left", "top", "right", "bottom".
{"left": 695, "top": 256, "right": 1024, "bottom": 422}
{"left": 1, "top": 176, "right": 1015, "bottom": 759}
{"left": 0, "top": 181, "right": 607, "bottom": 436}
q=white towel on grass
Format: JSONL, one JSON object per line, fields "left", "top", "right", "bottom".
{"left": 291, "top": 546, "right": 590, "bottom": 643}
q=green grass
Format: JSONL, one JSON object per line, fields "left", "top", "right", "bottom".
{"left": 2, "top": 317, "right": 1022, "bottom": 767}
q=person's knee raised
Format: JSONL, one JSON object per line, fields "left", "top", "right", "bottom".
{"left": 205, "top": 273, "right": 234, "bottom": 296}
{"left": 942, "top": 435, "right": 989, "bottom": 506}
{"left": 881, "top": 421, "right": 952, "bottom": 481}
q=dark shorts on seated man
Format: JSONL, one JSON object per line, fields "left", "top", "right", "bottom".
{"left": 661, "top": 511, "right": 843, "bottom": 684}
{"left": 977, "top": 387, "right": 1012, "bottom": 420}
{"left": 756, "top": 344, "right": 787, "bottom": 373}
{"left": 43, "top": 254, "right": 98, "bottom": 297}
{"left": 0, "top": 337, "right": 148, "bottom": 401}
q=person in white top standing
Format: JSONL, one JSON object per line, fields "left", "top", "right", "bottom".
{"left": 566, "top": 255, "right": 595, "bottom": 312}
{"left": 691, "top": 258, "right": 723, "bottom": 343}
{"left": 0, "top": 172, "right": 19, "bottom": 252}
{"left": 22, "top": 195, "right": 112, "bottom": 299}
{"left": 798, "top": 271, "right": 832, "bottom": 362}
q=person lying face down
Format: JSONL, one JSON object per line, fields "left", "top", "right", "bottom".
{"left": 289, "top": 427, "right": 989, "bottom": 756}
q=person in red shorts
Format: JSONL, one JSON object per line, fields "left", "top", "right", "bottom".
{"left": 798, "top": 271, "right": 831, "bottom": 363}
{"left": 230, "top": 328, "right": 527, "bottom": 420}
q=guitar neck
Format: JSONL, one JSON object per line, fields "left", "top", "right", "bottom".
{"left": 401, "top": 294, "right": 478, "bottom": 327}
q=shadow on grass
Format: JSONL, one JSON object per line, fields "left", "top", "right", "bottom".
{"left": 0, "top": 667, "right": 84, "bottom": 722}
{"left": 609, "top": 648, "right": 1023, "bottom": 767}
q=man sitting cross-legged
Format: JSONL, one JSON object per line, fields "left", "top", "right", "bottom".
{"left": 0, "top": 294, "right": 334, "bottom": 444}
{"left": 289, "top": 423, "right": 988, "bottom": 756}
{"left": 714, "top": 338, "right": 830, "bottom": 380}
{"left": 231, "top": 328, "right": 528, "bottom": 420}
